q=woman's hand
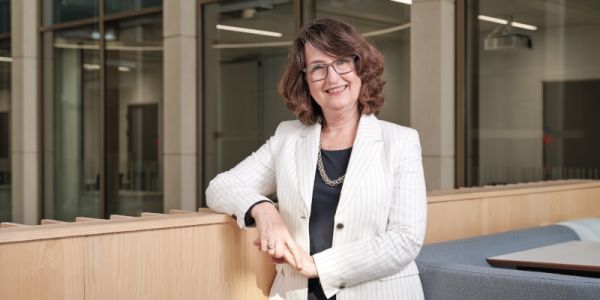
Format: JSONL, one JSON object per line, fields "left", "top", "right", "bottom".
{"left": 251, "top": 202, "right": 304, "bottom": 269}
{"left": 292, "top": 249, "right": 318, "bottom": 278}
{"left": 253, "top": 239, "right": 319, "bottom": 278}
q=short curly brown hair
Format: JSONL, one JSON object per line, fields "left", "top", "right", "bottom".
{"left": 278, "top": 17, "right": 385, "bottom": 126}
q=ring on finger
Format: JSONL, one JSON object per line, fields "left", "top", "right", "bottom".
{"left": 267, "top": 243, "right": 275, "bottom": 250}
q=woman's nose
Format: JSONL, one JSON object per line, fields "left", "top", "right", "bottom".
{"left": 325, "top": 65, "right": 342, "bottom": 82}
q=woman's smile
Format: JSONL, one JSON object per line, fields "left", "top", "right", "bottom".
{"left": 325, "top": 84, "right": 348, "bottom": 95}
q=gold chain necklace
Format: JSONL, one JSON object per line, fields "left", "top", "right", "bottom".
{"left": 317, "top": 146, "right": 346, "bottom": 187}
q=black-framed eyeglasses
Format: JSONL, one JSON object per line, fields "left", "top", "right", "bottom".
{"left": 302, "top": 55, "right": 358, "bottom": 82}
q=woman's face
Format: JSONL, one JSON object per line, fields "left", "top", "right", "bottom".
{"left": 304, "top": 44, "right": 362, "bottom": 116}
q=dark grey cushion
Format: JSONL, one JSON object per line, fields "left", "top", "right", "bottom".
{"left": 416, "top": 225, "right": 600, "bottom": 300}
{"left": 418, "top": 262, "right": 600, "bottom": 300}
{"left": 417, "top": 225, "right": 580, "bottom": 267}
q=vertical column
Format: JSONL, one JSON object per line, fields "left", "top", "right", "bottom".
{"left": 163, "top": 0, "right": 197, "bottom": 211}
{"left": 11, "top": 0, "right": 39, "bottom": 224}
{"left": 411, "top": 0, "right": 455, "bottom": 190}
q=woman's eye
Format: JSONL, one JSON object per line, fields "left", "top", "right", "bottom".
{"left": 336, "top": 58, "right": 349, "bottom": 65}
{"left": 311, "top": 65, "right": 325, "bottom": 72}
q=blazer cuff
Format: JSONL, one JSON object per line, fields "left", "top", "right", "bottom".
{"left": 244, "top": 200, "right": 274, "bottom": 227}
{"left": 232, "top": 196, "right": 273, "bottom": 229}
{"left": 312, "top": 250, "right": 344, "bottom": 298}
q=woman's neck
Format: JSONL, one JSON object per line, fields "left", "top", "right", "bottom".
{"left": 320, "top": 110, "right": 360, "bottom": 150}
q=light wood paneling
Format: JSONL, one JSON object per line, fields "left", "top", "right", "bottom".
{"left": 425, "top": 180, "right": 600, "bottom": 243}
{"left": 0, "top": 212, "right": 230, "bottom": 244}
{"left": 242, "top": 229, "right": 276, "bottom": 299}
{"left": 85, "top": 223, "right": 246, "bottom": 300}
{"left": 0, "top": 238, "right": 84, "bottom": 300}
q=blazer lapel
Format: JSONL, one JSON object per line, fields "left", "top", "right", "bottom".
{"left": 296, "top": 122, "right": 321, "bottom": 213}
{"left": 337, "top": 114, "right": 383, "bottom": 213}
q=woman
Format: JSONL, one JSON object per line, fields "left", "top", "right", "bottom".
{"left": 207, "top": 17, "right": 427, "bottom": 300}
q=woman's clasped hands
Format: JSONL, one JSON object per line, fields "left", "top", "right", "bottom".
{"left": 251, "top": 202, "right": 318, "bottom": 278}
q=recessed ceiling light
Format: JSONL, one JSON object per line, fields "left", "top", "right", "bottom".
{"left": 216, "top": 24, "right": 282, "bottom": 37}
{"left": 478, "top": 15, "right": 537, "bottom": 31}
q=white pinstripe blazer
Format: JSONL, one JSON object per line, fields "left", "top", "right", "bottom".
{"left": 206, "top": 114, "right": 427, "bottom": 300}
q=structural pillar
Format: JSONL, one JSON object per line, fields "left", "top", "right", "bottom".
{"left": 163, "top": 0, "right": 198, "bottom": 211}
{"left": 11, "top": 0, "right": 40, "bottom": 224}
{"left": 411, "top": 0, "right": 455, "bottom": 190}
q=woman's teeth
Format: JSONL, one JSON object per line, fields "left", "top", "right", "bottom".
{"left": 327, "top": 85, "right": 347, "bottom": 94}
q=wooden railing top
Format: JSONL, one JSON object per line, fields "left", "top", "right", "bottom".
{"left": 2, "top": 180, "right": 598, "bottom": 244}
{"left": 427, "top": 179, "right": 600, "bottom": 203}
{"left": 0, "top": 209, "right": 231, "bottom": 244}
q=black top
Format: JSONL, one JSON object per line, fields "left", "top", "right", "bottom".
{"left": 308, "top": 147, "right": 352, "bottom": 300}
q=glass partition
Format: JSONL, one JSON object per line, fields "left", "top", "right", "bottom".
{"left": 105, "top": 14, "right": 163, "bottom": 216}
{"left": 43, "top": 0, "right": 99, "bottom": 26}
{"left": 105, "top": 0, "right": 162, "bottom": 15}
{"left": 0, "top": 0, "right": 10, "bottom": 221}
{"left": 465, "top": 0, "right": 600, "bottom": 185}
{"left": 202, "top": 0, "right": 296, "bottom": 189}
{"left": 43, "top": 26, "right": 101, "bottom": 220}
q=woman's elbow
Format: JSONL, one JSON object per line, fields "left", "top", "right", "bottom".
{"left": 205, "top": 173, "right": 226, "bottom": 209}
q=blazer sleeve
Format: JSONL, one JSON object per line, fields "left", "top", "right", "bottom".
{"left": 313, "top": 129, "right": 427, "bottom": 298}
{"left": 205, "top": 125, "right": 281, "bottom": 229}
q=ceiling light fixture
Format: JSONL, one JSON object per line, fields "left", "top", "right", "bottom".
{"left": 83, "top": 64, "right": 100, "bottom": 71}
{"left": 478, "top": 15, "right": 508, "bottom": 25}
{"left": 216, "top": 24, "right": 282, "bottom": 37}
{"left": 390, "top": 0, "right": 412, "bottom": 5}
{"left": 478, "top": 15, "right": 537, "bottom": 31}
{"left": 511, "top": 21, "right": 538, "bottom": 31}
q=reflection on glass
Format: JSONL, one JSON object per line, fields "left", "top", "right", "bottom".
{"left": 43, "top": 0, "right": 98, "bottom": 26}
{"left": 105, "top": 14, "right": 163, "bottom": 216}
{"left": 202, "top": 0, "right": 295, "bottom": 191}
{"left": 466, "top": 0, "right": 600, "bottom": 185}
{"left": 105, "top": 0, "right": 162, "bottom": 14}
{"left": 43, "top": 26, "right": 101, "bottom": 221}
{"left": 0, "top": 36, "right": 9, "bottom": 221}
{"left": 312, "top": 0, "right": 411, "bottom": 126}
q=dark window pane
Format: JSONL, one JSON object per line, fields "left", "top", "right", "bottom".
{"left": 43, "top": 25, "right": 101, "bottom": 221}
{"left": 105, "top": 0, "right": 162, "bottom": 14}
{"left": 105, "top": 14, "right": 163, "bottom": 216}
{"left": 202, "top": 0, "right": 295, "bottom": 191}
{"left": 43, "top": 0, "right": 98, "bottom": 26}
{"left": 0, "top": 0, "right": 9, "bottom": 33}
{"left": 465, "top": 0, "right": 600, "bottom": 186}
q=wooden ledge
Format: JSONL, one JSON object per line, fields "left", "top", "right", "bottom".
{"left": 0, "top": 211, "right": 231, "bottom": 244}
{"left": 427, "top": 180, "right": 600, "bottom": 203}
